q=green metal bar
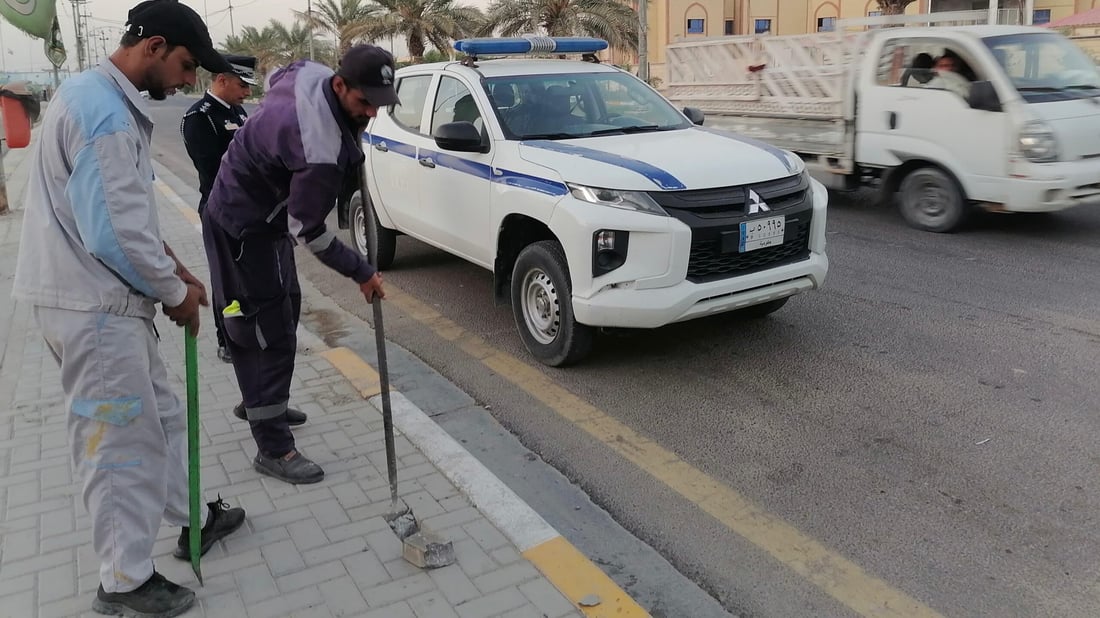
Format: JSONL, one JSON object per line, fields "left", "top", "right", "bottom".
{"left": 185, "top": 330, "right": 203, "bottom": 585}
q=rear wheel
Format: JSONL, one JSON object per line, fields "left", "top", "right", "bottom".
{"left": 898, "top": 167, "right": 969, "bottom": 233}
{"left": 350, "top": 192, "right": 396, "bottom": 270}
{"left": 511, "top": 241, "right": 594, "bottom": 367}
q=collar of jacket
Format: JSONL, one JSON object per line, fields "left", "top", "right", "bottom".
{"left": 322, "top": 77, "right": 362, "bottom": 148}
{"left": 96, "top": 59, "right": 155, "bottom": 127}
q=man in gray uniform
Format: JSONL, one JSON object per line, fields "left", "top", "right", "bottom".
{"left": 13, "top": 1, "right": 246, "bottom": 615}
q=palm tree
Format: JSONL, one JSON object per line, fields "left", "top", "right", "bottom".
{"left": 356, "top": 0, "right": 484, "bottom": 64}
{"left": 876, "top": 0, "right": 916, "bottom": 15}
{"left": 222, "top": 25, "right": 282, "bottom": 75}
{"left": 479, "top": 0, "right": 638, "bottom": 54}
{"left": 295, "top": 0, "right": 379, "bottom": 58}
{"left": 269, "top": 19, "right": 335, "bottom": 66}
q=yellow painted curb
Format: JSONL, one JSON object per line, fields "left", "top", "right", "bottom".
{"left": 320, "top": 347, "right": 383, "bottom": 399}
{"left": 524, "top": 536, "right": 650, "bottom": 617}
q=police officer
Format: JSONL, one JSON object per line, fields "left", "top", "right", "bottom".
{"left": 181, "top": 54, "right": 256, "bottom": 364}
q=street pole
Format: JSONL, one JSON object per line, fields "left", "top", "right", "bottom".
{"left": 638, "top": 0, "right": 649, "bottom": 83}
{"left": 228, "top": 0, "right": 235, "bottom": 36}
{"left": 307, "top": 0, "right": 315, "bottom": 60}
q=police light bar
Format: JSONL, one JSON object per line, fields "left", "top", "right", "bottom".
{"left": 454, "top": 36, "right": 608, "bottom": 56}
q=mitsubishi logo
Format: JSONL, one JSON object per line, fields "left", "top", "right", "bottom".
{"left": 747, "top": 189, "right": 771, "bottom": 214}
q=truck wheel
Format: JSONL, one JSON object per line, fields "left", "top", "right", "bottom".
{"left": 511, "top": 241, "right": 594, "bottom": 367}
{"left": 735, "top": 297, "right": 789, "bottom": 319}
{"left": 350, "top": 192, "right": 396, "bottom": 270}
{"left": 898, "top": 167, "right": 969, "bottom": 233}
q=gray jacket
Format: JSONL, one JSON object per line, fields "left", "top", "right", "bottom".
{"left": 13, "top": 61, "right": 186, "bottom": 320}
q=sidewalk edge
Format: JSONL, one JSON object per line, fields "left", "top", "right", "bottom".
{"left": 151, "top": 162, "right": 651, "bottom": 618}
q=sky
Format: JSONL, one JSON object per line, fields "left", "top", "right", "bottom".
{"left": 0, "top": 0, "right": 492, "bottom": 76}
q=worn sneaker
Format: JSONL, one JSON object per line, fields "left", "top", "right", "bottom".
{"left": 172, "top": 496, "right": 246, "bottom": 560}
{"left": 92, "top": 571, "right": 194, "bottom": 618}
{"left": 254, "top": 450, "right": 324, "bottom": 485}
{"left": 233, "top": 402, "right": 307, "bottom": 426}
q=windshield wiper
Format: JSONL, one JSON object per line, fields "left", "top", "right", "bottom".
{"left": 520, "top": 132, "right": 582, "bottom": 140}
{"left": 1018, "top": 86, "right": 1062, "bottom": 92}
{"left": 585, "top": 125, "right": 662, "bottom": 137}
{"left": 1064, "top": 84, "right": 1100, "bottom": 91}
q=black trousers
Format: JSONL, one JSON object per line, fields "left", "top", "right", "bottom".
{"left": 202, "top": 210, "right": 300, "bottom": 458}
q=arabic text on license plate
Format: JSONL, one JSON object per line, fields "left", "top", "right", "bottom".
{"left": 739, "top": 216, "right": 785, "bottom": 252}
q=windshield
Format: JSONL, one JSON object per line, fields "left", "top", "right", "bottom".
{"left": 484, "top": 72, "right": 692, "bottom": 140}
{"left": 983, "top": 32, "right": 1100, "bottom": 102}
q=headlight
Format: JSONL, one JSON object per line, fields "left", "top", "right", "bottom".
{"left": 568, "top": 184, "right": 668, "bottom": 216}
{"left": 1018, "top": 121, "right": 1058, "bottom": 163}
{"left": 784, "top": 151, "right": 806, "bottom": 174}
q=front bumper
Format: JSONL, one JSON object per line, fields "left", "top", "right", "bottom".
{"left": 1002, "top": 158, "right": 1100, "bottom": 212}
{"left": 572, "top": 253, "right": 828, "bottom": 328}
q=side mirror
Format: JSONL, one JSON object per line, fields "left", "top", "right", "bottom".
{"left": 434, "top": 121, "right": 485, "bottom": 152}
{"left": 683, "top": 106, "right": 705, "bottom": 126}
{"left": 968, "top": 81, "right": 1002, "bottom": 112}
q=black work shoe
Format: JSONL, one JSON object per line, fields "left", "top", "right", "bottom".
{"left": 254, "top": 450, "right": 324, "bottom": 485}
{"left": 172, "top": 496, "right": 246, "bottom": 560}
{"left": 92, "top": 571, "right": 194, "bottom": 618}
{"left": 217, "top": 346, "right": 232, "bottom": 364}
{"left": 233, "top": 402, "right": 307, "bottom": 426}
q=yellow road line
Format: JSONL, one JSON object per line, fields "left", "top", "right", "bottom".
{"left": 524, "top": 536, "right": 650, "bottom": 617}
{"left": 380, "top": 286, "right": 943, "bottom": 618}
{"left": 319, "top": 347, "right": 382, "bottom": 399}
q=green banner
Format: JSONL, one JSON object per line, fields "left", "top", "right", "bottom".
{"left": 0, "top": 0, "right": 66, "bottom": 68}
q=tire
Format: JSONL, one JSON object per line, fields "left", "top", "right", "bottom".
{"left": 350, "top": 191, "right": 396, "bottom": 270}
{"left": 510, "top": 241, "right": 594, "bottom": 367}
{"left": 734, "top": 297, "right": 789, "bottom": 319}
{"left": 898, "top": 167, "right": 969, "bottom": 233}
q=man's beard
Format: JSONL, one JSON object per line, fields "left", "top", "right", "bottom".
{"left": 142, "top": 64, "right": 173, "bottom": 101}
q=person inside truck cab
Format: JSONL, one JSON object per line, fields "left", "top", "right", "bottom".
{"left": 921, "top": 52, "right": 972, "bottom": 100}
{"left": 901, "top": 53, "right": 935, "bottom": 86}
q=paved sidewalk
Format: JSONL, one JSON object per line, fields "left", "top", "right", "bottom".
{"left": 0, "top": 144, "right": 592, "bottom": 617}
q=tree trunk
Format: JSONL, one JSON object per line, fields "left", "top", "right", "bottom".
{"left": 407, "top": 32, "right": 426, "bottom": 64}
{"left": 877, "top": 0, "right": 916, "bottom": 15}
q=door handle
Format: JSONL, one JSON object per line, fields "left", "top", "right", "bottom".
{"left": 888, "top": 111, "right": 898, "bottom": 130}
{"left": 419, "top": 157, "right": 436, "bottom": 169}
{"left": 373, "top": 142, "right": 389, "bottom": 152}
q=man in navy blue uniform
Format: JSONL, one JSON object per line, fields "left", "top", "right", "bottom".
{"left": 202, "top": 45, "right": 395, "bottom": 484}
{"left": 181, "top": 53, "right": 256, "bottom": 365}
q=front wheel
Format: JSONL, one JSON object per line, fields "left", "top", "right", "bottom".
{"left": 898, "top": 167, "right": 969, "bottom": 233}
{"left": 350, "top": 192, "right": 396, "bottom": 270}
{"left": 511, "top": 241, "right": 594, "bottom": 367}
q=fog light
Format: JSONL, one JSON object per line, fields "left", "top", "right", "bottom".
{"left": 592, "top": 230, "right": 630, "bottom": 277}
{"left": 596, "top": 230, "right": 616, "bottom": 252}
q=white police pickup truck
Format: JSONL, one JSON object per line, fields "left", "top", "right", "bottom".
{"left": 343, "top": 37, "right": 830, "bottom": 366}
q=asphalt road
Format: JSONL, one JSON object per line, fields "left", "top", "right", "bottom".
{"left": 148, "top": 94, "right": 1100, "bottom": 618}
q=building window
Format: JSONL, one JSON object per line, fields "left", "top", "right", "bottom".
{"left": 687, "top": 18, "right": 705, "bottom": 34}
{"left": 817, "top": 17, "right": 836, "bottom": 32}
{"left": 868, "top": 10, "right": 881, "bottom": 17}
{"left": 755, "top": 19, "right": 772, "bottom": 34}
{"left": 1032, "top": 9, "right": 1051, "bottom": 25}
{"left": 724, "top": 19, "right": 734, "bottom": 35}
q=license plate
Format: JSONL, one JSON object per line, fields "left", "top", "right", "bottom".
{"left": 739, "top": 216, "right": 785, "bottom": 252}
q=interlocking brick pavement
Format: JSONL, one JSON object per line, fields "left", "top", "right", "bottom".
{"left": 0, "top": 140, "right": 583, "bottom": 618}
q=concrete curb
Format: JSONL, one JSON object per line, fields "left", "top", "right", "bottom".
{"left": 150, "top": 162, "right": 651, "bottom": 618}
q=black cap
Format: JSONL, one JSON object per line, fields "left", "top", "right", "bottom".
{"left": 125, "top": 0, "right": 232, "bottom": 74}
{"left": 338, "top": 45, "right": 400, "bottom": 107}
{"left": 223, "top": 54, "right": 258, "bottom": 85}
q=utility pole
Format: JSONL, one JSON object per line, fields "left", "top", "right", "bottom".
{"left": 307, "top": 0, "right": 315, "bottom": 60}
{"left": 71, "top": 0, "right": 87, "bottom": 71}
{"left": 638, "top": 0, "right": 649, "bottom": 83}
{"left": 228, "top": 0, "right": 235, "bottom": 36}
